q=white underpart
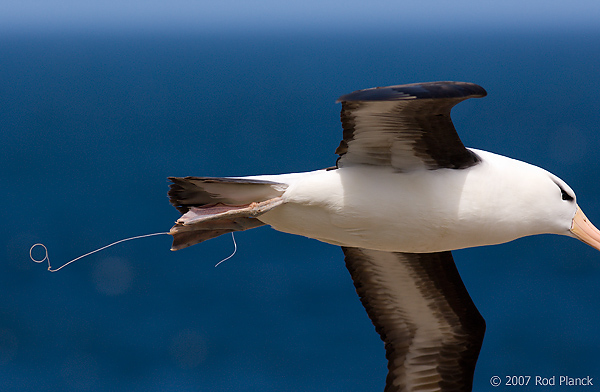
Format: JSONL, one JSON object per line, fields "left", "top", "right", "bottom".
{"left": 250, "top": 149, "right": 577, "bottom": 253}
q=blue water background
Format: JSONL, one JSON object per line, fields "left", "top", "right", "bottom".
{"left": 2, "top": 29, "right": 600, "bottom": 391}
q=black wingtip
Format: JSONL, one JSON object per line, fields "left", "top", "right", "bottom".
{"left": 336, "top": 81, "right": 487, "bottom": 103}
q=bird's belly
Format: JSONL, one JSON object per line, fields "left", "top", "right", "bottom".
{"left": 259, "top": 203, "right": 475, "bottom": 252}
{"left": 255, "top": 166, "right": 524, "bottom": 253}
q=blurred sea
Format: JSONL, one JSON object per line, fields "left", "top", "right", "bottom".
{"left": 2, "top": 29, "right": 600, "bottom": 391}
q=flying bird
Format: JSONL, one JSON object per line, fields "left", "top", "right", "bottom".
{"left": 167, "top": 81, "right": 600, "bottom": 392}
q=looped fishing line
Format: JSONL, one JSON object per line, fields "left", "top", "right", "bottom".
{"left": 29, "top": 232, "right": 238, "bottom": 272}
{"left": 30, "top": 232, "right": 170, "bottom": 272}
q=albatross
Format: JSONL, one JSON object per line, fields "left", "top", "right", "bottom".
{"left": 167, "top": 81, "right": 600, "bottom": 392}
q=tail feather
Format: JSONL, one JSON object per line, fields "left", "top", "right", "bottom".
{"left": 168, "top": 176, "right": 288, "bottom": 213}
{"left": 168, "top": 176, "right": 287, "bottom": 250}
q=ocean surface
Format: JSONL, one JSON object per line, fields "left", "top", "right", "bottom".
{"left": 2, "top": 29, "right": 600, "bottom": 391}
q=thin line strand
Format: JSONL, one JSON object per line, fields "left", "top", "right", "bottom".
{"left": 29, "top": 232, "right": 170, "bottom": 272}
{"left": 214, "top": 233, "right": 237, "bottom": 267}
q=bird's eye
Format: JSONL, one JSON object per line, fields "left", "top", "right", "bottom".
{"left": 552, "top": 180, "right": 575, "bottom": 202}
{"left": 560, "top": 188, "right": 574, "bottom": 202}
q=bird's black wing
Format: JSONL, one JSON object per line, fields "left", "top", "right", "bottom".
{"left": 336, "top": 81, "right": 486, "bottom": 171}
{"left": 342, "top": 247, "right": 486, "bottom": 392}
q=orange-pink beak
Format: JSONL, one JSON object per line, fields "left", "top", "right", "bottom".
{"left": 570, "top": 206, "right": 600, "bottom": 251}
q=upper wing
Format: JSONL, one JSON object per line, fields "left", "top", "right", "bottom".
{"left": 341, "top": 247, "right": 486, "bottom": 392}
{"left": 335, "top": 81, "right": 486, "bottom": 171}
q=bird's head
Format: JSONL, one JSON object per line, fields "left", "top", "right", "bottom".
{"left": 471, "top": 151, "right": 600, "bottom": 251}
{"left": 543, "top": 173, "right": 600, "bottom": 251}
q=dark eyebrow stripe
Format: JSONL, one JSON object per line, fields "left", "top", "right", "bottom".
{"left": 553, "top": 180, "right": 574, "bottom": 201}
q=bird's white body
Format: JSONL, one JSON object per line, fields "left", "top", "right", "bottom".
{"left": 254, "top": 149, "right": 577, "bottom": 253}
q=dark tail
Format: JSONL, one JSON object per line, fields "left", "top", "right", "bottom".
{"left": 167, "top": 176, "right": 287, "bottom": 250}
